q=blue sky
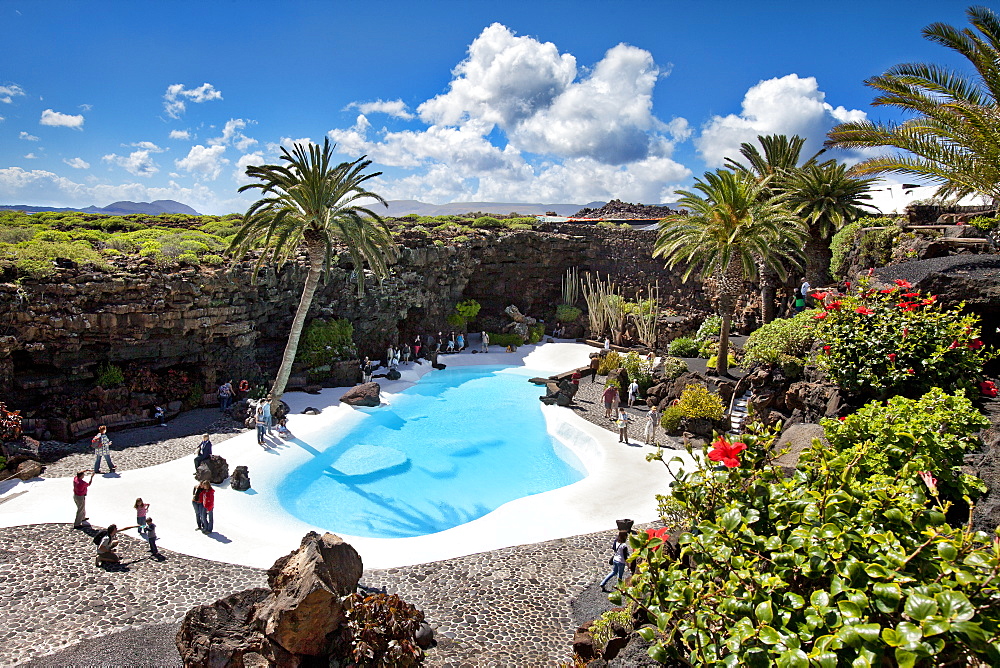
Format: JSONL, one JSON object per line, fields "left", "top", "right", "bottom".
{"left": 0, "top": 0, "right": 975, "bottom": 214}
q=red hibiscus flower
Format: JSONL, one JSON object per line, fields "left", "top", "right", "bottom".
{"left": 949, "top": 340, "right": 961, "bottom": 350}
{"left": 903, "top": 292, "right": 920, "bottom": 298}
{"left": 822, "top": 345, "right": 831, "bottom": 354}
{"left": 898, "top": 302, "right": 918, "bottom": 312}
{"left": 645, "top": 527, "right": 670, "bottom": 551}
{"left": 855, "top": 307, "right": 874, "bottom": 315}
{"left": 894, "top": 279, "right": 913, "bottom": 289}
{"left": 888, "top": 353, "right": 897, "bottom": 362}
{"left": 812, "top": 312, "right": 827, "bottom": 321}
{"left": 922, "top": 296, "right": 937, "bottom": 306}
{"left": 906, "top": 368, "right": 915, "bottom": 374}
{"left": 707, "top": 437, "right": 747, "bottom": 468}
{"left": 969, "top": 339, "right": 984, "bottom": 350}
{"left": 981, "top": 381, "right": 998, "bottom": 398}
{"left": 825, "top": 301, "right": 842, "bottom": 311}
{"left": 838, "top": 416, "right": 846, "bottom": 421}
{"left": 902, "top": 327, "right": 909, "bottom": 337}
{"left": 879, "top": 288, "right": 895, "bottom": 294}
{"left": 811, "top": 291, "right": 828, "bottom": 300}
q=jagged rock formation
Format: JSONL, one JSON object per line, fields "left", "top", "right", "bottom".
{"left": 571, "top": 199, "right": 678, "bottom": 219}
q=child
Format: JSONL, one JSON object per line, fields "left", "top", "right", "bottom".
{"left": 276, "top": 417, "right": 291, "bottom": 437}
{"left": 134, "top": 498, "right": 150, "bottom": 535}
{"left": 154, "top": 405, "right": 166, "bottom": 427}
{"left": 144, "top": 517, "right": 160, "bottom": 557}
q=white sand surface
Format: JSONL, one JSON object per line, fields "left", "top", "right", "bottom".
{"left": 0, "top": 342, "right": 694, "bottom": 569}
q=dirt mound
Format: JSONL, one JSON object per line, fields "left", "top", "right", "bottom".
{"left": 572, "top": 199, "right": 678, "bottom": 219}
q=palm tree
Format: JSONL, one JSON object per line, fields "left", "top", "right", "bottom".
{"left": 826, "top": 5, "right": 1000, "bottom": 203}
{"left": 654, "top": 169, "right": 806, "bottom": 374}
{"left": 229, "top": 138, "right": 397, "bottom": 407}
{"left": 786, "top": 162, "right": 877, "bottom": 286}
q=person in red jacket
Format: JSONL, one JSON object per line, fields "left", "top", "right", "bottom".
{"left": 197, "top": 481, "right": 215, "bottom": 534}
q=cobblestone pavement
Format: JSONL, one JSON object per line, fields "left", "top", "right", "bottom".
{"left": 40, "top": 409, "right": 245, "bottom": 478}
{"left": 4, "top": 523, "right": 641, "bottom": 667}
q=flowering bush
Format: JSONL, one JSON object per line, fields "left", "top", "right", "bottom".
{"left": 596, "top": 351, "right": 621, "bottom": 376}
{"left": 813, "top": 278, "right": 990, "bottom": 399}
{"left": 0, "top": 401, "right": 22, "bottom": 441}
{"left": 623, "top": 416, "right": 1000, "bottom": 666}
{"left": 743, "top": 309, "right": 820, "bottom": 370}
{"left": 675, "top": 384, "right": 725, "bottom": 422}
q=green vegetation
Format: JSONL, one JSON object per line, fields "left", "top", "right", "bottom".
{"left": 95, "top": 363, "right": 124, "bottom": 389}
{"left": 620, "top": 351, "right": 654, "bottom": 394}
{"left": 743, "top": 309, "right": 819, "bottom": 370}
{"left": 555, "top": 304, "right": 581, "bottom": 323}
{"left": 667, "top": 336, "right": 700, "bottom": 358}
{"left": 296, "top": 319, "right": 356, "bottom": 368}
{"left": 485, "top": 332, "right": 522, "bottom": 348}
{"left": 659, "top": 405, "right": 683, "bottom": 434}
{"left": 596, "top": 350, "right": 621, "bottom": 376}
{"left": 695, "top": 314, "right": 722, "bottom": 340}
{"left": 674, "top": 384, "right": 725, "bottom": 422}
{"left": 659, "top": 356, "right": 688, "bottom": 381}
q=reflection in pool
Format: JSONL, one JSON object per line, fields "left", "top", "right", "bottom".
{"left": 277, "top": 365, "right": 586, "bottom": 538}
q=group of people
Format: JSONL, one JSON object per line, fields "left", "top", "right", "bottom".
{"left": 600, "top": 379, "right": 661, "bottom": 446}
{"left": 360, "top": 332, "right": 494, "bottom": 383}
{"left": 91, "top": 497, "right": 160, "bottom": 566}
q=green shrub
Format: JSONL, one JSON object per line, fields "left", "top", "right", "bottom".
{"left": 486, "top": 333, "right": 523, "bottom": 348}
{"left": 659, "top": 405, "right": 683, "bottom": 434}
{"left": 96, "top": 363, "right": 124, "bottom": 388}
{"left": 668, "top": 337, "right": 700, "bottom": 358}
{"left": 445, "top": 312, "right": 464, "bottom": 327}
{"left": 0, "top": 239, "right": 110, "bottom": 277}
{"left": 453, "top": 234, "right": 470, "bottom": 243}
{"left": 660, "top": 356, "right": 688, "bottom": 380}
{"left": 969, "top": 216, "right": 1000, "bottom": 231}
{"left": 830, "top": 219, "right": 861, "bottom": 278}
{"left": 555, "top": 304, "right": 582, "bottom": 323}
{"left": 505, "top": 223, "right": 533, "bottom": 230}
{"left": 858, "top": 225, "right": 899, "bottom": 270}
{"left": 597, "top": 351, "right": 621, "bottom": 375}
{"left": 675, "top": 384, "right": 724, "bottom": 422}
{"left": 33, "top": 229, "right": 72, "bottom": 242}
{"left": 822, "top": 387, "right": 988, "bottom": 501}
{"left": 743, "top": 309, "right": 820, "bottom": 367}
{"left": 201, "top": 253, "right": 225, "bottom": 266}
{"left": 527, "top": 322, "right": 544, "bottom": 344}
{"left": 623, "top": 419, "right": 1000, "bottom": 667}
{"left": 470, "top": 216, "right": 503, "bottom": 228}
{"left": 695, "top": 315, "right": 722, "bottom": 340}
{"left": 620, "top": 351, "right": 654, "bottom": 393}
{"left": 296, "top": 319, "right": 356, "bottom": 367}
{"left": 698, "top": 340, "right": 717, "bottom": 359}
{"left": 814, "top": 278, "right": 990, "bottom": 399}
{"left": 705, "top": 354, "right": 737, "bottom": 369}
{"left": 590, "top": 606, "right": 635, "bottom": 649}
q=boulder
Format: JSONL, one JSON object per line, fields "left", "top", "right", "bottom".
{"left": 301, "top": 407, "right": 321, "bottom": 415}
{"left": 772, "top": 423, "right": 828, "bottom": 476}
{"left": 231, "top": 465, "right": 251, "bottom": 491}
{"left": 196, "top": 455, "right": 229, "bottom": 484}
{"left": 175, "top": 587, "right": 297, "bottom": 668}
{"left": 14, "top": 459, "right": 45, "bottom": 480}
{"left": 339, "top": 383, "right": 380, "bottom": 408}
{"left": 414, "top": 622, "right": 434, "bottom": 649}
{"left": 572, "top": 626, "right": 597, "bottom": 661}
{"left": 256, "top": 532, "right": 364, "bottom": 656}
{"left": 784, "top": 381, "right": 846, "bottom": 425}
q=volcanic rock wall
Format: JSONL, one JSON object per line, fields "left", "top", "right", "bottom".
{"left": 0, "top": 226, "right": 710, "bottom": 411}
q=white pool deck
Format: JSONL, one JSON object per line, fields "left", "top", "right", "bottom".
{"left": 0, "top": 342, "right": 695, "bottom": 570}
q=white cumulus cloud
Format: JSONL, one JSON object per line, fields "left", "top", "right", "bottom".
{"left": 346, "top": 99, "right": 415, "bottom": 120}
{"left": 19, "top": 131, "right": 39, "bottom": 141}
{"left": 63, "top": 157, "right": 90, "bottom": 169}
{"left": 175, "top": 144, "right": 229, "bottom": 180}
{"left": 163, "top": 83, "right": 223, "bottom": 118}
{"left": 131, "top": 141, "right": 164, "bottom": 152}
{"left": 0, "top": 84, "right": 26, "bottom": 104}
{"left": 102, "top": 150, "right": 159, "bottom": 177}
{"left": 210, "top": 118, "right": 257, "bottom": 151}
{"left": 234, "top": 151, "right": 266, "bottom": 185}
{"left": 169, "top": 129, "right": 191, "bottom": 140}
{"left": 40, "top": 108, "right": 85, "bottom": 128}
{"left": 23, "top": 153, "right": 38, "bottom": 159}
{"left": 695, "top": 73, "right": 868, "bottom": 167}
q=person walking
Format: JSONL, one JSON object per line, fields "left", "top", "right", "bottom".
{"left": 590, "top": 355, "right": 601, "bottom": 382}
{"left": 797, "top": 278, "right": 811, "bottom": 312}
{"left": 194, "top": 434, "right": 212, "bottom": 471}
{"left": 603, "top": 337, "right": 611, "bottom": 351}
{"left": 644, "top": 406, "right": 660, "bottom": 446}
{"left": 456, "top": 332, "right": 465, "bottom": 351}
{"left": 91, "top": 425, "right": 116, "bottom": 474}
{"left": 73, "top": 470, "right": 95, "bottom": 528}
{"left": 480, "top": 331, "right": 489, "bottom": 353}
{"left": 616, "top": 408, "right": 631, "bottom": 444}
{"left": 602, "top": 384, "right": 619, "bottom": 419}
{"left": 255, "top": 403, "right": 268, "bottom": 446}
{"left": 402, "top": 342, "right": 411, "bottom": 364}
{"left": 600, "top": 531, "right": 631, "bottom": 592}
{"left": 627, "top": 379, "right": 639, "bottom": 407}
{"left": 144, "top": 517, "right": 160, "bottom": 557}
{"left": 218, "top": 380, "right": 234, "bottom": 412}
{"left": 192, "top": 481, "right": 206, "bottom": 531}
{"left": 197, "top": 481, "right": 215, "bottom": 534}
{"left": 134, "top": 498, "right": 150, "bottom": 536}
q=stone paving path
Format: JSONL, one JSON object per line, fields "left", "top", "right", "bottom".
{"left": 3, "top": 522, "right": 634, "bottom": 666}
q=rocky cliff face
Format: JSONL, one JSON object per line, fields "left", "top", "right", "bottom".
{"left": 0, "top": 226, "right": 710, "bottom": 416}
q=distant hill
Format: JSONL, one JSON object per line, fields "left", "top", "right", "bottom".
{"left": 0, "top": 199, "right": 201, "bottom": 216}
{"left": 380, "top": 200, "right": 605, "bottom": 217}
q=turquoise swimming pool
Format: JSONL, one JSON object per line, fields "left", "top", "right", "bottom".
{"left": 276, "top": 365, "right": 586, "bottom": 538}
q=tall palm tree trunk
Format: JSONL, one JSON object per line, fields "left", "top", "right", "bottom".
{"left": 804, "top": 233, "right": 832, "bottom": 287}
{"left": 759, "top": 264, "right": 778, "bottom": 324}
{"left": 715, "top": 261, "right": 744, "bottom": 375}
{"left": 270, "top": 238, "right": 325, "bottom": 408}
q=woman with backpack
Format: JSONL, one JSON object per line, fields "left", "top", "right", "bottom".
{"left": 600, "top": 530, "right": 630, "bottom": 592}
{"left": 91, "top": 425, "right": 116, "bottom": 474}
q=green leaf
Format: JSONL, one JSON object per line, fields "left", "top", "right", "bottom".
{"left": 903, "top": 593, "right": 938, "bottom": 622}
{"left": 936, "top": 591, "right": 974, "bottom": 622}
{"left": 852, "top": 623, "right": 880, "bottom": 642}
{"left": 648, "top": 643, "right": 668, "bottom": 663}
{"left": 756, "top": 600, "right": 774, "bottom": 624}
{"left": 720, "top": 508, "right": 742, "bottom": 531}
{"left": 952, "top": 620, "right": 987, "bottom": 644}
{"left": 895, "top": 621, "right": 923, "bottom": 650}
{"left": 873, "top": 582, "right": 901, "bottom": 613}
{"left": 776, "top": 649, "right": 809, "bottom": 668}
{"left": 921, "top": 618, "right": 950, "bottom": 637}
{"left": 838, "top": 600, "right": 862, "bottom": 621}
{"left": 810, "top": 651, "right": 838, "bottom": 668}
{"left": 759, "top": 625, "right": 782, "bottom": 645}
{"left": 894, "top": 647, "right": 918, "bottom": 668}
{"left": 881, "top": 627, "right": 900, "bottom": 647}
{"left": 637, "top": 627, "right": 656, "bottom": 642}
{"left": 810, "top": 590, "right": 830, "bottom": 608}
{"left": 783, "top": 593, "right": 805, "bottom": 610}
{"left": 936, "top": 542, "right": 958, "bottom": 561}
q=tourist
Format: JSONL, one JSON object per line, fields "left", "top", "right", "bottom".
{"left": 797, "top": 277, "right": 811, "bottom": 312}
{"left": 276, "top": 417, "right": 291, "bottom": 437}
{"left": 600, "top": 530, "right": 631, "bottom": 592}
{"left": 218, "top": 379, "right": 234, "bottom": 412}
{"left": 134, "top": 498, "right": 150, "bottom": 536}
{"left": 144, "top": 517, "right": 160, "bottom": 557}
{"left": 456, "top": 332, "right": 465, "bottom": 351}
{"left": 435, "top": 332, "right": 443, "bottom": 353}
{"left": 154, "top": 405, "right": 166, "bottom": 427}
{"left": 481, "top": 331, "right": 489, "bottom": 352}
{"left": 589, "top": 355, "right": 601, "bottom": 383}
{"left": 192, "top": 480, "right": 206, "bottom": 531}
{"left": 571, "top": 370, "right": 581, "bottom": 386}
{"left": 91, "top": 425, "right": 117, "bottom": 474}
{"left": 413, "top": 336, "right": 422, "bottom": 360}
{"left": 627, "top": 379, "right": 639, "bottom": 407}
{"left": 262, "top": 395, "right": 273, "bottom": 434}
{"left": 194, "top": 433, "right": 212, "bottom": 471}
{"left": 72, "top": 469, "right": 95, "bottom": 528}
{"left": 387, "top": 345, "right": 396, "bottom": 368}
{"left": 391, "top": 346, "right": 401, "bottom": 368}
{"left": 446, "top": 332, "right": 455, "bottom": 353}
{"left": 616, "top": 408, "right": 631, "bottom": 444}
{"left": 361, "top": 357, "right": 372, "bottom": 383}
{"left": 602, "top": 384, "right": 619, "bottom": 418}
{"left": 96, "top": 523, "right": 138, "bottom": 566}
{"left": 402, "top": 342, "right": 411, "bottom": 363}
{"left": 604, "top": 337, "right": 611, "bottom": 351}
{"left": 644, "top": 407, "right": 660, "bottom": 446}
{"left": 255, "top": 402, "right": 268, "bottom": 446}
{"left": 197, "top": 481, "right": 215, "bottom": 534}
